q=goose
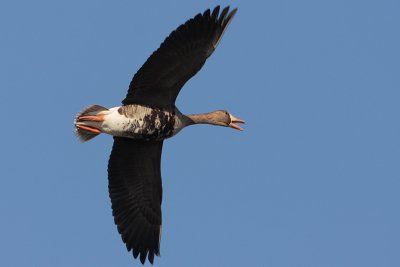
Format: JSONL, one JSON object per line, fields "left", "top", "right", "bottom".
{"left": 74, "top": 6, "right": 243, "bottom": 264}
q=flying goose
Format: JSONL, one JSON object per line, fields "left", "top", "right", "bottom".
{"left": 74, "top": 6, "right": 243, "bottom": 264}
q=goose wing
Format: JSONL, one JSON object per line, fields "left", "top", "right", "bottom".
{"left": 122, "top": 6, "right": 237, "bottom": 108}
{"left": 108, "top": 137, "right": 163, "bottom": 264}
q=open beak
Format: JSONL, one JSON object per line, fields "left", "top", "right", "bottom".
{"left": 229, "top": 114, "right": 245, "bottom": 131}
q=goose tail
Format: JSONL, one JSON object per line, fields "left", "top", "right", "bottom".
{"left": 74, "top": 104, "right": 108, "bottom": 142}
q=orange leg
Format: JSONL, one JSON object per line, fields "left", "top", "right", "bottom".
{"left": 78, "top": 115, "right": 105, "bottom": 122}
{"left": 76, "top": 124, "right": 101, "bottom": 134}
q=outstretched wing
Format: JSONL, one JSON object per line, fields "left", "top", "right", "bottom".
{"left": 108, "top": 137, "right": 163, "bottom": 264}
{"left": 122, "top": 6, "right": 237, "bottom": 108}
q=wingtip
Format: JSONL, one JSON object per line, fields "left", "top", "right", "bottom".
{"left": 224, "top": 7, "right": 238, "bottom": 26}
{"left": 139, "top": 249, "right": 149, "bottom": 264}
{"left": 230, "top": 8, "right": 238, "bottom": 18}
{"left": 212, "top": 6, "right": 238, "bottom": 50}
{"left": 211, "top": 5, "right": 221, "bottom": 21}
{"left": 219, "top": 6, "right": 230, "bottom": 23}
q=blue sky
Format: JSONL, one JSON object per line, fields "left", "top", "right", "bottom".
{"left": 1, "top": 0, "right": 400, "bottom": 266}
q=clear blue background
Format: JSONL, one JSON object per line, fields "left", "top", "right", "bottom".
{"left": 1, "top": 1, "right": 399, "bottom": 266}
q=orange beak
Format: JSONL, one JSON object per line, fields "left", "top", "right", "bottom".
{"left": 229, "top": 114, "right": 245, "bottom": 131}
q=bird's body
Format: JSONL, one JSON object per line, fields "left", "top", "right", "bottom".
{"left": 76, "top": 104, "right": 188, "bottom": 141}
{"left": 75, "top": 6, "right": 243, "bottom": 264}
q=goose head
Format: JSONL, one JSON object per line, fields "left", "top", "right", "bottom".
{"left": 187, "top": 110, "right": 245, "bottom": 131}
{"left": 213, "top": 110, "right": 245, "bottom": 131}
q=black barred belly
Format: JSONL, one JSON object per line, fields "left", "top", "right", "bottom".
{"left": 121, "top": 108, "right": 176, "bottom": 140}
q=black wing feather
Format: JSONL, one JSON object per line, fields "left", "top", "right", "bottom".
{"left": 122, "top": 6, "right": 237, "bottom": 108}
{"left": 108, "top": 137, "right": 163, "bottom": 264}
